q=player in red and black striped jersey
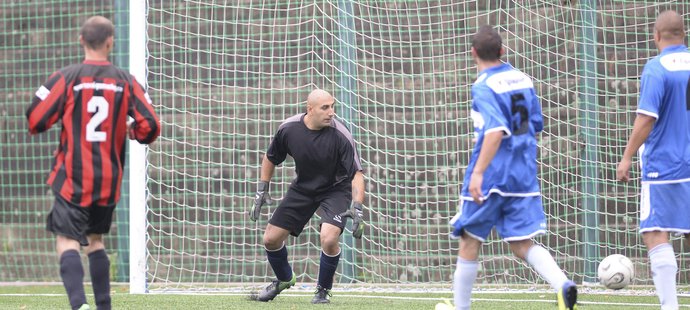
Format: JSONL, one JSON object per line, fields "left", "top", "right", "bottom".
{"left": 26, "top": 16, "right": 160, "bottom": 310}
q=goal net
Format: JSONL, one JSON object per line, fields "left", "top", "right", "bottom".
{"left": 0, "top": 0, "right": 131, "bottom": 283}
{"left": 142, "top": 0, "right": 690, "bottom": 291}
{"left": 2, "top": 0, "right": 690, "bottom": 292}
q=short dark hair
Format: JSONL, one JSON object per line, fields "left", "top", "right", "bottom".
{"left": 80, "top": 16, "right": 114, "bottom": 49}
{"left": 472, "top": 25, "right": 502, "bottom": 61}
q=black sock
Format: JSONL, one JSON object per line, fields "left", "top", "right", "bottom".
{"left": 266, "top": 244, "right": 293, "bottom": 281}
{"left": 60, "top": 250, "right": 86, "bottom": 310}
{"left": 88, "top": 249, "right": 111, "bottom": 310}
{"left": 317, "top": 250, "right": 341, "bottom": 290}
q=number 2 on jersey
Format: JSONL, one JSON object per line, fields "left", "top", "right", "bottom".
{"left": 86, "top": 96, "right": 109, "bottom": 142}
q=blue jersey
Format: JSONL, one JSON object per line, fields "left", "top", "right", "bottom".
{"left": 637, "top": 45, "right": 690, "bottom": 181}
{"left": 461, "top": 63, "right": 543, "bottom": 199}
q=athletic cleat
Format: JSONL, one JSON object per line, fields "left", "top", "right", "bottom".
{"left": 434, "top": 299, "right": 455, "bottom": 310}
{"left": 252, "top": 274, "right": 296, "bottom": 302}
{"left": 311, "top": 285, "right": 332, "bottom": 304}
{"left": 77, "top": 304, "right": 91, "bottom": 310}
{"left": 557, "top": 280, "right": 578, "bottom": 310}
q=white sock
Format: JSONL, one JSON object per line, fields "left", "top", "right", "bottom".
{"left": 525, "top": 245, "right": 568, "bottom": 291}
{"left": 453, "top": 257, "right": 478, "bottom": 310}
{"left": 649, "top": 243, "right": 678, "bottom": 310}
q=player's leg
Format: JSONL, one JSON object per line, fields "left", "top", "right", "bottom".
{"left": 639, "top": 181, "right": 690, "bottom": 310}
{"left": 446, "top": 199, "right": 499, "bottom": 310}
{"left": 644, "top": 231, "right": 678, "bottom": 310}
{"left": 85, "top": 204, "right": 115, "bottom": 310}
{"left": 253, "top": 188, "right": 316, "bottom": 302}
{"left": 510, "top": 239, "right": 569, "bottom": 290}
{"left": 252, "top": 224, "right": 295, "bottom": 302}
{"left": 48, "top": 195, "right": 90, "bottom": 310}
{"left": 509, "top": 239, "right": 575, "bottom": 310}
{"left": 312, "top": 223, "right": 341, "bottom": 304}
{"left": 263, "top": 224, "right": 293, "bottom": 281}
{"left": 85, "top": 234, "right": 110, "bottom": 310}
{"left": 312, "top": 189, "right": 349, "bottom": 304}
{"left": 453, "top": 234, "right": 481, "bottom": 310}
{"left": 56, "top": 235, "right": 89, "bottom": 310}
{"left": 500, "top": 196, "right": 576, "bottom": 310}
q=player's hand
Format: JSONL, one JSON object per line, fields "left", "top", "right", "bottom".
{"left": 250, "top": 181, "right": 272, "bottom": 221}
{"left": 339, "top": 202, "right": 364, "bottom": 239}
{"left": 469, "top": 172, "right": 484, "bottom": 205}
{"left": 127, "top": 119, "right": 136, "bottom": 140}
{"left": 616, "top": 158, "right": 632, "bottom": 182}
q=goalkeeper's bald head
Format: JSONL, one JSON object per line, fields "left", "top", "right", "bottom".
{"left": 307, "top": 89, "right": 334, "bottom": 107}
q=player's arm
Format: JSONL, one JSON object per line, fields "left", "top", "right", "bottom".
{"left": 250, "top": 154, "right": 276, "bottom": 222}
{"left": 128, "top": 79, "right": 160, "bottom": 144}
{"left": 616, "top": 114, "right": 655, "bottom": 182}
{"left": 26, "top": 72, "right": 66, "bottom": 134}
{"left": 469, "top": 130, "right": 503, "bottom": 204}
{"left": 617, "top": 66, "right": 661, "bottom": 182}
{"left": 251, "top": 128, "right": 288, "bottom": 221}
{"left": 342, "top": 170, "right": 365, "bottom": 239}
{"left": 530, "top": 91, "right": 544, "bottom": 133}
{"left": 259, "top": 154, "right": 276, "bottom": 183}
{"left": 351, "top": 170, "right": 365, "bottom": 204}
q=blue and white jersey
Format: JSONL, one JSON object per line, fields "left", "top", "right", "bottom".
{"left": 461, "top": 63, "right": 543, "bottom": 200}
{"left": 637, "top": 44, "right": 690, "bottom": 182}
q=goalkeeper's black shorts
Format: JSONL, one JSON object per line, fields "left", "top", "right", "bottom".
{"left": 46, "top": 194, "right": 115, "bottom": 246}
{"left": 269, "top": 186, "right": 350, "bottom": 237}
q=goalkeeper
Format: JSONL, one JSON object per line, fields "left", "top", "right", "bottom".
{"left": 249, "top": 89, "right": 365, "bottom": 304}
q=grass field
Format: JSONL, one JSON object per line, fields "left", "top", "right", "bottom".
{"left": 1, "top": 284, "right": 689, "bottom": 309}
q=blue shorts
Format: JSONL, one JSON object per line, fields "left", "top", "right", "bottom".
{"left": 450, "top": 195, "right": 546, "bottom": 242}
{"left": 639, "top": 180, "right": 690, "bottom": 234}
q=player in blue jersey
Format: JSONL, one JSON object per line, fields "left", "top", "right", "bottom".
{"left": 436, "top": 25, "right": 577, "bottom": 310}
{"left": 617, "top": 10, "right": 690, "bottom": 310}
{"left": 249, "top": 89, "right": 365, "bottom": 304}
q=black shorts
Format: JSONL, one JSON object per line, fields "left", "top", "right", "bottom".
{"left": 46, "top": 194, "right": 116, "bottom": 246}
{"left": 269, "top": 186, "right": 351, "bottom": 237}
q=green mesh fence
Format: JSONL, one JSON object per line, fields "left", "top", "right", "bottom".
{"left": 3, "top": 0, "right": 690, "bottom": 291}
{"left": 0, "top": 1, "right": 130, "bottom": 282}
{"left": 144, "top": 0, "right": 690, "bottom": 291}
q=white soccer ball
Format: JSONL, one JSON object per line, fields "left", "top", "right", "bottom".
{"left": 598, "top": 254, "right": 634, "bottom": 290}
{"left": 434, "top": 300, "right": 454, "bottom": 310}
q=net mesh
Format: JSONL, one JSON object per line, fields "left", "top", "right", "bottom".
{"left": 0, "top": 0, "right": 130, "bottom": 282}
{"left": 2, "top": 0, "right": 690, "bottom": 291}
{"left": 143, "top": 0, "right": 690, "bottom": 290}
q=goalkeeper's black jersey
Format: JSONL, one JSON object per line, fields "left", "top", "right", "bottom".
{"left": 266, "top": 113, "right": 362, "bottom": 194}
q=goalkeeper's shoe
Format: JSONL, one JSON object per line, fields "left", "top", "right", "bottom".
{"left": 557, "top": 280, "right": 578, "bottom": 310}
{"left": 253, "top": 274, "right": 296, "bottom": 302}
{"left": 77, "top": 304, "right": 91, "bottom": 310}
{"left": 311, "top": 285, "right": 332, "bottom": 304}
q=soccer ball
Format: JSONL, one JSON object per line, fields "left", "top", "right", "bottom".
{"left": 598, "top": 254, "right": 634, "bottom": 290}
{"left": 434, "top": 300, "right": 454, "bottom": 310}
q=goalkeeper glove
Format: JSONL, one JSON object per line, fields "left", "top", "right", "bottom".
{"left": 250, "top": 181, "right": 272, "bottom": 222}
{"left": 339, "top": 202, "right": 364, "bottom": 239}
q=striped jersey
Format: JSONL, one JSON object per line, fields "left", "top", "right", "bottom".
{"left": 461, "top": 63, "right": 544, "bottom": 200}
{"left": 266, "top": 114, "right": 362, "bottom": 194}
{"left": 26, "top": 60, "right": 160, "bottom": 207}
